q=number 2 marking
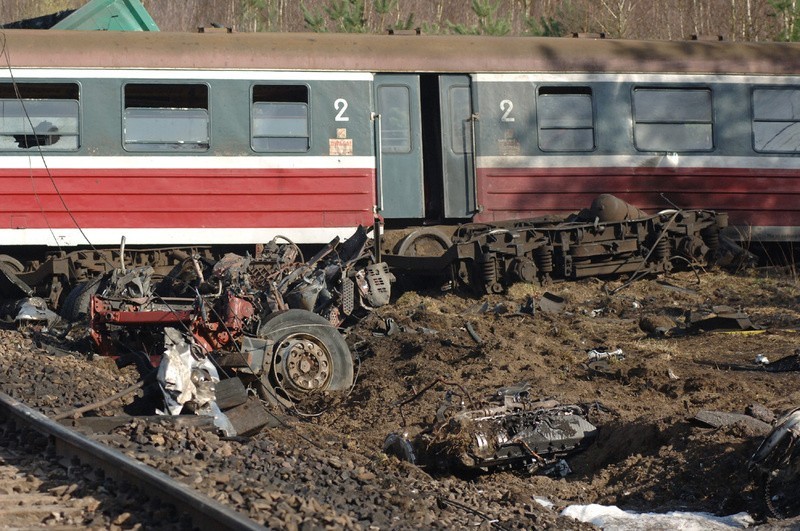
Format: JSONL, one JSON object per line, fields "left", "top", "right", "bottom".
{"left": 500, "top": 99, "right": 515, "bottom": 122}
{"left": 335, "top": 98, "right": 350, "bottom": 121}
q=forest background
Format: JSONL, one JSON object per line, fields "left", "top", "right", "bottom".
{"left": 1, "top": 0, "right": 800, "bottom": 42}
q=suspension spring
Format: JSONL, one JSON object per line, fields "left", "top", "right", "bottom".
{"left": 482, "top": 255, "right": 498, "bottom": 285}
{"left": 534, "top": 246, "right": 553, "bottom": 273}
{"left": 481, "top": 255, "right": 503, "bottom": 293}
{"left": 701, "top": 227, "right": 719, "bottom": 251}
{"left": 654, "top": 238, "right": 670, "bottom": 261}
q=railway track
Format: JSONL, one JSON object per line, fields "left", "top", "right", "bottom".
{"left": 0, "top": 391, "right": 263, "bottom": 530}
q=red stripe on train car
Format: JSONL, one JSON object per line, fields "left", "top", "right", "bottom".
{"left": 0, "top": 167, "right": 376, "bottom": 229}
{"left": 476, "top": 166, "right": 800, "bottom": 228}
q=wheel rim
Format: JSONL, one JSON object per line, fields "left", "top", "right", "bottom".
{"left": 273, "top": 332, "right": 333, "bottom": 395}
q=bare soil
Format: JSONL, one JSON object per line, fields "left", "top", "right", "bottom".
{"left": 322, "top": 266, "right": 800, "bottom": 523}
{"left": 2, "top": 266, "right": 800, "bottom": 528}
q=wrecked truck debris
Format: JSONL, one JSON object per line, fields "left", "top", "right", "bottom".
{"left": 86, "top": 227, "right": 392, "bottom": 421}
{"left": 383, "top": 382, "right": 597, "bottom": 475}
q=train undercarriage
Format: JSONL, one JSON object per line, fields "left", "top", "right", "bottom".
{"left": 386, "top": 194, "right": 731, "bottom": 294}
{"left": 0, "top": 194, "right": 733, "bottom": 317}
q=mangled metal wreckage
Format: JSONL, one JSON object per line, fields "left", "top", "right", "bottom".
{"left": 750, "top": 408, "right": 800, "bottom": 518}
{"left": 87, "top": 226, "right": 393, "bottom": 434}
{"left": 384, "top": 383, "right": 598, "bottom": 476}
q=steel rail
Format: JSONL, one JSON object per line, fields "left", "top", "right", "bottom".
{"left": 0, "top": 391, "right": 264, "bottom": 531}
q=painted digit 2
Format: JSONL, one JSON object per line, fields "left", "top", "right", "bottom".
{"left": 500, "top": 99, "right": 515, "bottom": 122}
{"left": 335, "top": 98, "right": 350, "bottom": 121}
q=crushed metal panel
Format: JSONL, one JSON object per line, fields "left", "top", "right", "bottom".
{"left": 224, "top": 397, "right": 278, "bottom": 436}
{"left": 692, "top": 410, "right": 771, "bottom": 435}
{"left": 52, "top": 0, "right": 159, "bottom": 31}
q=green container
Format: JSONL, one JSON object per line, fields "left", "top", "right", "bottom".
{"left": 52, "top": 0, "right": 158, "bottom": 31}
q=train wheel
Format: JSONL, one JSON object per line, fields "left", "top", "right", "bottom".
{"left": 256, "top": 309, "right": 353, "bottom": 408}
{"left": 396, "top": 227, "right": 451, "bottom": 257}
{"left": 0, "top": 254, "right": 24, "bottom": 274}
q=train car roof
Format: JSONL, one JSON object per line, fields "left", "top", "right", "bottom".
{"left": 1, "top": 29, "right": 799, "bottom": 75}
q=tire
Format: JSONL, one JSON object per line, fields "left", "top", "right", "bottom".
{"left": 396, "top": 227, "right": 451, "bottom": 257}
{"left": 0, "top": 254, "right": 24, "bottom": 274}
{"left": 256, "top": 309, "right": 353, "bottom": 407}
{"left": 60, "top": 277, "right": 101, "bottom": 321}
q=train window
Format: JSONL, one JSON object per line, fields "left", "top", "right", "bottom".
{"left": 753, "top": 88, "right": 800, "bottom": 152}
{"left": 537, "top": 87, "right": 594, "bottom": 151}
{"left": 377, "top": 85, "right": 411, "bottom": 153}
{"left": 252, "top": 85, "right": 309, "bottom": 152}
{"left": 0, "top": 83, "right": 79, "bottom": 151}
{"left": 633, "top": 88, "right": 713, "bottom": 151}
{"left": 123, "top": 84, "right": 209, "bottom": 152}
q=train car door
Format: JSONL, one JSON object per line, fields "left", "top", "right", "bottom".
{"left": 374, "top": 75, "right": 424, "bottom": 218}
{"left": 439, "top": 75, "right": 475, "bottom": 218}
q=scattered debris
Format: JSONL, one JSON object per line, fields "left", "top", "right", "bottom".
{"left": 712, "top": 350, "right": 800, "bottom": 373}
{"left": 640, "top": 305, "right": 761, "bottom": 337}
{"left": 692, "top": 410, "right": 772, "bottom": 435}
{"left": 756, "top": 351, "right": 800, "bottom": 372}
{"left": 464, "top": 322, "right": 482, "bottom": 344}
{"left": 14, "top": 297, "right": 61, "bottom": 334}
{"left": 584, "top": 348, "right": 625, "bottom": 373}
{"left": 383, "top": 382, "right": 598, "bottom": 475}
{"left": 750, "top": 408, "right": 800, "bottom": 517}
{"left": 539, "top": 292, "right": 566, "bottom": 314}
{"left": 686, "top": 305, "right": 761, "bottom": 333}
{"left": 656, "top": 280, "right": 698, "bottom": 295}
{"left": 586, "top": 348, "right": 625, "bottom": 363}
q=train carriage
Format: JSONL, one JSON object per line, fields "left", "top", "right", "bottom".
{"left": 1, "top": 29, "right": 800, "bottom": 302}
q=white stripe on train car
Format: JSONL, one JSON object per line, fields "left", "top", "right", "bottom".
{"left": 0, "top": 156, "right": 375, "bottom": 170}
{"left": 474, "top": 72, "right": 800, "bottom": 85}
{"left": 0, "top": 69, "right": 374, "bottom": 81}
{"left": 0, "top": 227, "right": 362, "bottom": 247}
{"left": 477, "top": 154, "right": 800, "bottom": 170}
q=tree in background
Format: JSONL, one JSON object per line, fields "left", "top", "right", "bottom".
{"left": 0, "top": 0, "right": 794, "bottom": 41}
{"left": 771, "top": 0, "right": 800, "bottom": 40}
{"left": 447, "top": 0, "right": 512, "bottom": 36}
